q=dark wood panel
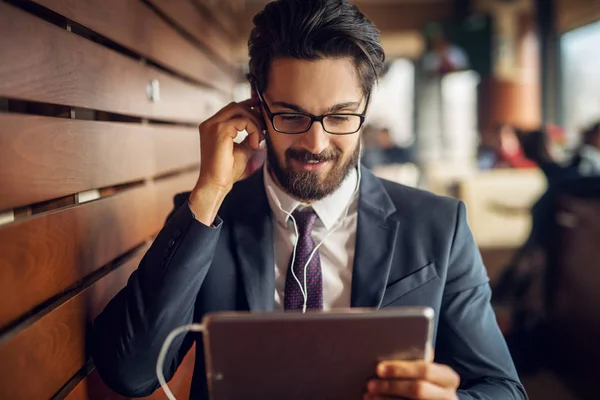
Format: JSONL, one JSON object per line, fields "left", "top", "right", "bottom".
{"left": 0, "top": 173, "right": 197, "bottom": 329}
{"left": 153, "top": 127, "right": 200, "bottom": 179}
{"left": 155, "top": 172, "right": 198, "bottom": 223}
{"left": 556, "top": 0, "right": 600, "bottom": 32}
{"left": 193, "top": 0, "right": 240, "bottom": 40}
{"left": 0, "top": 3, "right": 227, "bottom": 123}
{"left": 64, "top": 344, "right": 196, "bottom": 400}
{"left": 0, "top": 113, "right": 199, "bottom": 210}
{"left": 0, "top": 185, "right": 159, "bottom": 330}
{"left": 0, "top": 250, "right": 144, "bottom": 400}
{"left": 33, "top": 0, "right": 233, "bottom": 91}
{"left": 64, "top": 369, "right": 127, "bottom": 400}
{"left": 146, "top": 0, "right": 235, "bottom": 65}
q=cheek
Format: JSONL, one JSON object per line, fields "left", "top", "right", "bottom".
{"left": 334, "top": 135, "right": 359, "bottom": 155}
{"left": 268, "top": 130, "right": 295, "bottom": 156}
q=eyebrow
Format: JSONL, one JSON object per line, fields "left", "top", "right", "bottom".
{"left": 270, "top": 100, "right": 362, "bottom": 114}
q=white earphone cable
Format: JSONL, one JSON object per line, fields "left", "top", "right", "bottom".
{"left": 267, "top": 164, "right": 362, "bottom": 313}
{"left": 157, "top": 323, "right": 206, "bottom": 400}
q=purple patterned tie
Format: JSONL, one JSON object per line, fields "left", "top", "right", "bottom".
{"left": 284, "top": 209, "right": 323, "bottom": 311}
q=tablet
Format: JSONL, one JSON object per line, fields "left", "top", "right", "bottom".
{"left": 202, "top": 307, "right": 434, "bottom": 400}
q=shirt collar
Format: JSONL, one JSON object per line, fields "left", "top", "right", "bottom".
{"left": 263, "top": 162, "right": 358, "bottom": 230}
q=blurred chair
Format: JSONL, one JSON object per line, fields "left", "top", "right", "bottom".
{"left": 456, "top": 168, "right": 546, "bottom": 248}
{"left": 456, "top": 169, "right": 546, "bottom": 283}
{"left": 546, "top": 177, "right": 600, "bottom": 399}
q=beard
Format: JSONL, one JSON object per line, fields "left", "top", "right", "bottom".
{"left": 266, "top": 136, "right": 360, "bottom": 202}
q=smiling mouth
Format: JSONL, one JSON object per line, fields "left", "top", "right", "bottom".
{"left": 291, "top": 159, "right": 330, "bottom": 171}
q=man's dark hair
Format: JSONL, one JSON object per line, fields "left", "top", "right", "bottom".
{"left": 248, "top": 0, "right": 385, "bottom": 96}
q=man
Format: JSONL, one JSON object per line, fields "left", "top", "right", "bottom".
{"left": 91, "top": 1, "right": 526, "bottom": 399}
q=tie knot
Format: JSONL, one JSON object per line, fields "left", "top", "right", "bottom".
{"left": 292, "top": 209, "right": 318, "bottom": 235}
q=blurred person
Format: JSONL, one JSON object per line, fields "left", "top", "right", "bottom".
{"left": 90, "top": 1, "right": 525, "bottom": 399}
{"left": 477, "top": 123, "right": 537, "bottom": 170}
{"left": 494, "top": 121, "right": 600, "bottom": 373}
{"left": 362, "top": 127, "right": 412, "bottom": 169}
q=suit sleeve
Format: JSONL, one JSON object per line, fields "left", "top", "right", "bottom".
{"left": 90, "top": 196, "right": 222, "bottom": 397}
{"left": 436, "top": 201, "right": 528, "bottom": 400}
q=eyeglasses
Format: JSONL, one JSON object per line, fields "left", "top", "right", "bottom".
{"left": 256, "top": 90, "right": 370, "bottom": 135}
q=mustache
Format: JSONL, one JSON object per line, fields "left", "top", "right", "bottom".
{"left": 285, "top": 148, "right": 342, "bottom": 163}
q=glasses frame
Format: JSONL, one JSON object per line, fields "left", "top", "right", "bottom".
{"left": 255, "top": 88, "right": 370, "bottom": 135}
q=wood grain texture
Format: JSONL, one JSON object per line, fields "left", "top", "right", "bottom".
{"left": 64, "top": 344, "right": 196, "bottom": 400}
{"left": 146, "top": 0, "right": 235, "bottom": 65}
{"left": 0, "top": 113, "right": 199, "bottom": 211}
{"left": 154, "top": 172, "right": 198, "bottom": 223}
{"left": 193, "top": 0, "right": 240, "bottom": 40}
{"left": 63, "top": 369, "right": 127, "bottom": 400}
{"left": 32, "top": 0, "right": 233, "bottom": 91}
{"left": 0, "top": 3, "right": 227, "bottom": 123}
{"left": 0, "top": 250, "right": 145, "bottom": 400}
{"left": 0, "top": 172, "right": 197, "bottom": 330}
{"left": 556, "top": 0, "right": 600, "bottom": 32}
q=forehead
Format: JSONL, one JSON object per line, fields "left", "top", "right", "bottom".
{"left": 265, "top": 58, "right": 363, "bottom": 113}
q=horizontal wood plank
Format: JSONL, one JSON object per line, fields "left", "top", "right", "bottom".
{"left": 0, "top": 172, "right": 197, "bottom": 330}
{"left": 33, "top": 0, "right": 233, "bottom": 91}
{"left": 0, "top": 113, "right": 199, "bottom": 210}
{"left": 146, "top": 0, "right": 235, "bottom": 65}
{"left": 64, "top": 344, "right": 196, "bottom": 400}
{"left": 155, "top": 172, "right": 198, "bottom": 223}
{"left": 0, "top": 250, "right": 145, "bottom": 400}
{"left": 0, "top": 3, "right": 227, "bottom": 123}
{"left": 556, "top": 0, "right": 600, "bottom": 32}
{"left": 63, "top": 369, "right": 126, "bottom": 400}
{"left": 191, "top": 0, "right": 239, "bottom": 40}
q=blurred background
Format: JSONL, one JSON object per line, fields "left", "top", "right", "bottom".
{"left": 0, "top": 0, "right": 599, "bottom": 399}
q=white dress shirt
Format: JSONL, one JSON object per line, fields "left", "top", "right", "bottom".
{"left": 263, "top": 164, "right": 359, "bottom": 310}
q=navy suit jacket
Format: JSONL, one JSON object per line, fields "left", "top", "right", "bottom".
{"left": 91, "top": 167, "right": 527, "bottom": 399}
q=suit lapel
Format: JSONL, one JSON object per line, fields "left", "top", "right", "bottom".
{"left": 351, "top": 167, "right": 401, "bottom": 308}
{"left": 231, "top": 171, "right": 275, "bottom": 312}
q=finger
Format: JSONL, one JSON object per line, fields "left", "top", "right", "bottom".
{"left": 216, "top": 105, "right": 264, "bottom": 132}
{"left": 367, "top": 379, "right": 457, "bottom": 400}
{"left": 210, "top": 101, "right": 263, "bottom": 127}
{"left": 239, "top": 98, "right": 260, "bottom": 108}
{"left": 217, "top": 118, "right": 262, "bottom": 147}
{"left": 377, "top": 361, "right": 460, "bottom": 389}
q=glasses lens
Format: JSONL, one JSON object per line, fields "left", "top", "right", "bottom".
{"left": 323, "top": 115, "right": 362, "bottom": 134}
{"left": 273, "top": 114, "right": 312, "bottom": 133}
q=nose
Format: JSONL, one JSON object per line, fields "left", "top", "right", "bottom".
{"left": 299, "top": 120, "right": 329, "bottom": 154}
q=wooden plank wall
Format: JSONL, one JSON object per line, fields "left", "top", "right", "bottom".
{"left": 0, "top": 0, "right": 239, "bottom": 398}
{"left": 555, "top": 0, "right": 600, "bottom": 33}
